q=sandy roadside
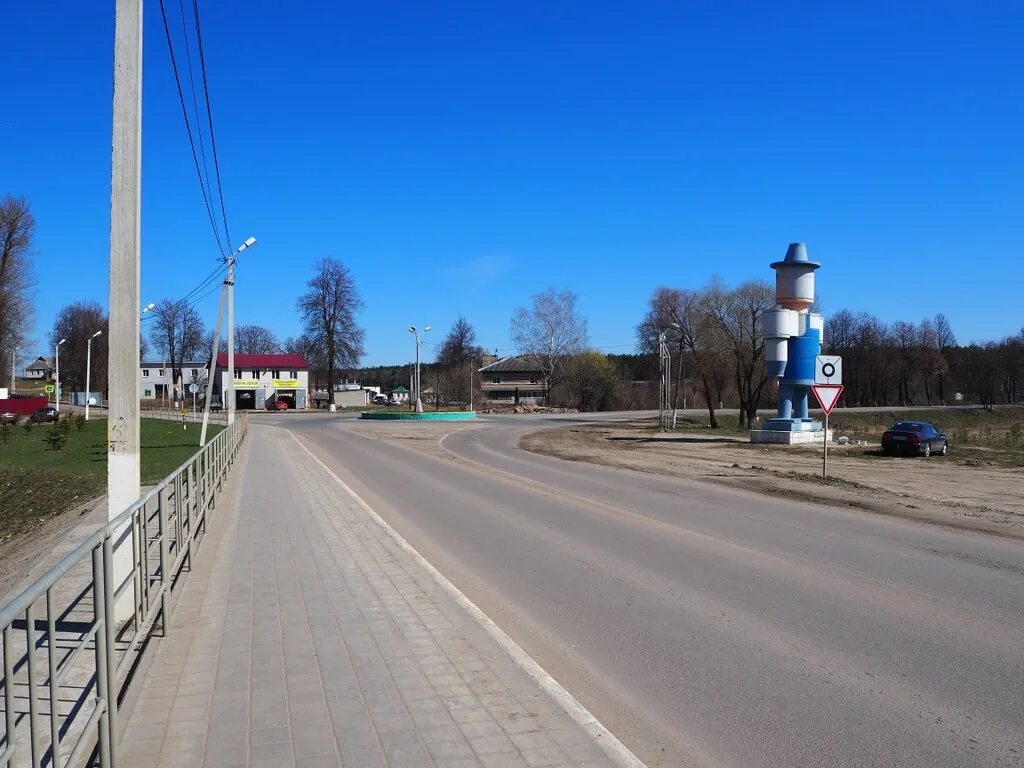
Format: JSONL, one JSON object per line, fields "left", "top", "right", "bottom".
{"left": 522, "top": 421, "right": 1024, "bottom": 539}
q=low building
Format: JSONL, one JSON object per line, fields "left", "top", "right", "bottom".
{"left": 478, "top": 356, "right": 547, "bottom": 404}
{"left": 24, "top": 357, "right": 54, "bottom": 379}
{"left": 333, "top": 383, "right": 370, "bottom": 408}
{"left": 140, "top": 360, "right": 208, "bottom": 403}
{"left": 211, "top": 353, "right": 310, "bottom": 410}
{"left": 388, "top": 385, "right": 410, "bottom": 404}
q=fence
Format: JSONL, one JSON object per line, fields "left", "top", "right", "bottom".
{"left": 0, "top": 413, "right": 247, "bottom": 767}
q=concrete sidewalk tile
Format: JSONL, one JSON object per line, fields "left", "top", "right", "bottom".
{"left": 117, "top": 427, "right": 637, "bottom": 768}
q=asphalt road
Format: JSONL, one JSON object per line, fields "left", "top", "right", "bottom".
{"left": 266, "top": 411, "right": 1024, "bottom": 768}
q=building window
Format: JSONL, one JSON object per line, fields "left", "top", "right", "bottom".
{"left": 234, "top": 368, "right": 242, "bottom": 379}
{"left": 159, "top": 368, "right": 165, "bottom": 376}
{"left": 142, "top": 369, "right": 149, "bottom": 378}
{"left": 191, "top": 369, "right": 198, "bottom": 378}
{"left": 252, "top": 369, "right": 261, "bottom": 378}
{"left": 530, "top": 375, "right": 539, "bottom": 384}
{"left": 491, "top": 375, "right": 501, "bottom": 384}
{"left": 272, "top": 369, "right": 280, "bottom": 379}
{"left": 289, "top": 370, "right": 297, "bottom": 379}
{"left": 144, "top": 388, "right": 152, "bottom": 397}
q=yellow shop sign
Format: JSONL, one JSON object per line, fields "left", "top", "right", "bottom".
{"left": 272, "top": 379, "right": 300, "bottom": 389}
{"left": 233, "top": 378, "right": 261, "bottom": 388}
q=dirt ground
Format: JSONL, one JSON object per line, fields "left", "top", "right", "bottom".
{"left": 0, "top": 495, "right": 106, "bottom": 602}
{"left": 522, "top": 420, "right": 1024, "bottom": 539}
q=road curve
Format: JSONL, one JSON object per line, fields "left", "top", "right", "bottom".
{"left": 268, "top": 412, "right": 1024, "bottom": 768}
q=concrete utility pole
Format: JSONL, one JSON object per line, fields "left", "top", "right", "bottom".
{"left": 226, "top": 236, "right": 256, "bottom": 427}
{"left": 55, "top": 338, "right": 66, "bottom": 411}
{"left": 106, "top": 0, "right": 143, "bottom": 522}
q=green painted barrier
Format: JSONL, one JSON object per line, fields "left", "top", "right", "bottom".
{"left": 359, "top": 411, "right": 476, "bottom": 421}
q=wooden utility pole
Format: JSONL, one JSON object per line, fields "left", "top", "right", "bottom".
{"left": 107, "top": 0, "right": 143, "bottom": 522}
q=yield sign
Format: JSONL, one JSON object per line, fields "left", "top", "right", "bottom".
{"left": 811, "top": 384, "right": 844, "bottom": 415}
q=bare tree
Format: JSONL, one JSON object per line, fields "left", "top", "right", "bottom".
{"left": 932, "top": 313, "right": 957, "bottom": 404}
{"left": 235, "top": 324, "right": 281, "bottom": 355}
{"left": 0, "top": 196, "right": 36, "bottom": 383}
{"left": 560, "top": 350, "right": 622, "bottom": 411}
{"left": 437, "top": 317, "right": 485, "bottom": 403}
{"left": 50, "top": 302, "right": 108, "bottom": 394}
{"left": 147, "top": 299, "right": 206, "bottom": 401}
{"left": 510, "top": 288, "right": 588, "bottom": 398}
{"left": 636, "top": 287, "right": 727, "bottom": 427}
{"left": 296, "top": 257, "right": 365, "bottom": 396}
{"left": 703, "top": 277, "right": 774, "bottom": 429}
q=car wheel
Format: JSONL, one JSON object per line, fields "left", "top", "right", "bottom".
{"left": 939, "top": 441, "right": 948, "bottom": 456}
{"left": 923, "top": 442, "right": 931, "bottom": 458}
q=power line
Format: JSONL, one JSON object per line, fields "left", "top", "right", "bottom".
{"left": 177, "top": 0, "right": 216, "bottom": 211}
{"left": 157, "top": 0, "right": 225, "bottom": 254}
{"left": 192, "top": 0, "right": 232, "bottom": 248}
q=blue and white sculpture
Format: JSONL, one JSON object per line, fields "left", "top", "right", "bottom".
{"left": 758, "top": 243, "right": 825, "bottom": 436}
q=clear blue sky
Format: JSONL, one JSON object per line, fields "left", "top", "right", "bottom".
{"left": 4, "top": 1, "right": 1022, "bottom": 367}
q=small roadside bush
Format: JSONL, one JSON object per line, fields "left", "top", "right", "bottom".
{"left": 22, "top": 420, "right": 33, "bottom": 434}
{"left": 43, "top": 426, "right": 69, "bottom": 452}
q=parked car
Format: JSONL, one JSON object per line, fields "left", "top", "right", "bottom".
{"left": 209, "top": 398, "right": 222, "bottom": 412}
{"left": 268, "top": 399, "right": 288, "bottom": 411}
{"left": 881, "top": 421, "right": 948, "bottom": 457}
{"left": 0, "top": 410, "right": 18, "bottom": 425}
{"left": 29, "top": 406, "right": 60, "bottom": 423}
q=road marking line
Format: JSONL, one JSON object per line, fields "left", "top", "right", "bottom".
{"left": 285, "top": 427, "right": 647, "bottom": 768}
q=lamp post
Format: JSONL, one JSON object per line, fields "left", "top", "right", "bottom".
{"left": 408, "top": 325, "right": 431, "bottom": 413}
{"left": 141, "top": 302, "right": 155, "bottom": 405}
{"left": 55, "top": 338, "right": 66, "bottom": 411}
{"left": 226, "top": 236, "right": 257, "bottom": 426}
{"left": 85, "top": 330, "right": 103, "bottom": 421}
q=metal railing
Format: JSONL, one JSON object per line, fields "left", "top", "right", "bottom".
{"left": 0, "top": 414, "right": 247, "bottom": 767}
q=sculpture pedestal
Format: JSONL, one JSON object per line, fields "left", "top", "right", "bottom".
{"left": 749, "top": 428, "right": 833, "bottom": 445}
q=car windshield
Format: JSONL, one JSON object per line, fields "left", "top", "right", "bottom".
{"left": 892, "top": 422, "right": 925, "bottom": 432}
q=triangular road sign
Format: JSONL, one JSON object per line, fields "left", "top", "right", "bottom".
{"left": 812, "top": 384, "right": 844, "bottom": 415}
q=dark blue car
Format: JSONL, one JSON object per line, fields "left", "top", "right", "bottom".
{"left": 881, "top": 421, "right": 948, "bottom": 457}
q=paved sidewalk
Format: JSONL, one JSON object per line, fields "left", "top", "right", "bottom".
{"left": 120, "top": 425, "right": 636, "bottom": 768}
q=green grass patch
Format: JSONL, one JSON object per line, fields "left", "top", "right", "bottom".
{"left": 0, "top": 418, "right": 222, "bottom": 540}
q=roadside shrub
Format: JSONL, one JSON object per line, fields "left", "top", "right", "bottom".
{"left": 43, "top": 426, "right": 69, "bottom": 452}
{"left": 0, "top": 422, "right": 11, "bottom": 445}
{"left": 71, "top": 412, "right": 86, "bottom": 431}
{"left": 22, "top": 420, "right": 33, "bottom": 434}
{"left": 1006, "top": 423, "right": 1022, "bottom": 447}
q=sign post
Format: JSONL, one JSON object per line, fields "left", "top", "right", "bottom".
{"left": 189, "top": 382, "right": 199, "bottom": 422}
{"left": 813, "top": 355, "right": 844, "bottom": 479}
{"left": 811, "top": 383, "right": 844, "bottom": 478}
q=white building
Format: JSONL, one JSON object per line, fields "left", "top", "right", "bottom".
{"left": 140, "top": 360, "right": 208, "bottom": 403}
{"left": 211, "top": 353, "right": 310, "bottom": 410}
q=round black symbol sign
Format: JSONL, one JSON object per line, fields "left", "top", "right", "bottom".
{"left": 822, "top": 362, "right": 836, "bottom": 378}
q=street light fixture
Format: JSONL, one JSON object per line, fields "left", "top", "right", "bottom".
{"left": 55, "top": 338, "right": 66, "bottom": 411}
{"left": 408, "top": 325, "right": 431, "bottom": 413}
{"left": 85, "top": 330, "right": 103, "bottom": 421}
{"left": 226, "top": 236, "right": 257, "bottom": 427}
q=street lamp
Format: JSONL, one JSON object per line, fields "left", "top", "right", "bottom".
{"left": 85, "top": 330, "right": 103, "bottom": 421}
{"left": 227, "top": 236, "right": 257, "bottom": 426}
{"left": 55, "top": 338, "right": 66, "bottom": 411}
{"left": 142, "top": 302, "right": 161, "bottom": 406}
{"left": 408, "top": 325, "right": 431, "bottom": 413}
{"left": 143, "top": 303, "right": 158, "bottom": 409}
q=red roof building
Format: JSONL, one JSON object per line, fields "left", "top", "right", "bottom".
{"left": 215, "top": 353, "right": 308, "bottom": 369}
